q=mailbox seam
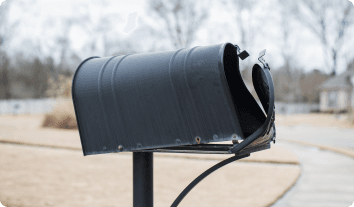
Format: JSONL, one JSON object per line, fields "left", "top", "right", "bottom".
{"left": 183, "top": 46, "right": 209, "bottom": 143}
{"left": 168, "top": 48, "right": 192, "bottom": 146}
{"left": 201, "top": 53, "right": 224, "bottom": 142}
{"left": 111, "top": 54, "right": 132, "bottom": 151}
{"left": 98, "top": 55, "right": 120, "bottom": 152}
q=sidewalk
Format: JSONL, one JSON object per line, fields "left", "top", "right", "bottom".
{"left": 271, "top": 121, "right": 354, "bottom": 207}
{"left": 271, "top": 142, "right": 354, "bottom": 207}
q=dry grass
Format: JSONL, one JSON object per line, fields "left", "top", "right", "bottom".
{"left": 0, "top": 144, "right": 300, "bottom": 207}
{"left": 42, "top": 74, "right": 77, "bottom": 130}
{"left": 349, "top": 114, "right": 354, "bottom": 124}
{"left": 42, "top": 98, "right": 78, "bottom": 130}
{"left": 0, "top": 114, "right": 301, "bottom": 207}
{"left": 0, "top": 115, "right": 299, "bottom": 164}
{"left": 348, "top": 108, "right": 354, "bottom": 125}
{"left": 276, "top": 113, "right": 354, "bottom": 129}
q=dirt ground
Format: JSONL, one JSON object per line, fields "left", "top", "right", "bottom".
{"left": 0, "top": 114, "right": 301, "bottom": 207}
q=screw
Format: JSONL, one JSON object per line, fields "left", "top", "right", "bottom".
{"left": 118, "top": 145, "right": 123, "bottom": 151}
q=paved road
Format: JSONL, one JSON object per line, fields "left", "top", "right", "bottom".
{"left": 276, "top": 125, "right": 354, "bottom": 150}
{"left": 271, "top": 141, "right": 354, "bottom": 207}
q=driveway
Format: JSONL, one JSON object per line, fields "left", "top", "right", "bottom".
{"left": 271, "top": 125, "right": 354, "bottom": 207}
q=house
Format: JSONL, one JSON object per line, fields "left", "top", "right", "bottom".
{"left": 318, "top": 70, "right": 354, "bottom": 112}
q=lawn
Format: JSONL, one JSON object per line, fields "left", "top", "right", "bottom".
{"left": 0, "top": 114, "right": 301, "bottom": 207}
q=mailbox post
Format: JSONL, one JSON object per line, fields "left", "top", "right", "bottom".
{"left": 72, "top": 43, "right": 276, "bottom": 206}
{"left": 133, "top": 152, "right": 153, "bottom": 207}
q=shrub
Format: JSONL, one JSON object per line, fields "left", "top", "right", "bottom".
{"left": 42, "top": 73, "right": 78, "bottom": 130}
{"left": 42, "top": 98, "right": 77, "bottom": 129}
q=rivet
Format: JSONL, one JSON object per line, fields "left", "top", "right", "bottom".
{"left": 195, "top": 136, "right": 201, "bottom": 144}
{"left": 118, "top": 145, "right": 123, "bottom": 151}
{"left": 232, "top": 134, "right": 237, "bottom": 139}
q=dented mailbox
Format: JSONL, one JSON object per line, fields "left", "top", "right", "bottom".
{"left": 72, "top": 42, "right": 276, "bottom": 156}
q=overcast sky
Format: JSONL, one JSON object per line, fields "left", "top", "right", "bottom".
{"left": 1, "top": 0, "right": 354, "bottom": 74}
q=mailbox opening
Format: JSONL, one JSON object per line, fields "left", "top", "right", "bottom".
{"left": 223, "top": 44, "right": 266, "bottom": 138}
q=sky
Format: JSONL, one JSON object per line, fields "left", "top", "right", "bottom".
{"left": 1, "top": 0, "right": 354, "bottom": 74}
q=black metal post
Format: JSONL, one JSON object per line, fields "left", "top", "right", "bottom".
{"left": 133, "top": 152, "right": 153, "bottom": 207}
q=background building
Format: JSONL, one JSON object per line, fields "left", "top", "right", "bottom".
{"left": 319, "top": 70, "right": 354, "bottom": 112}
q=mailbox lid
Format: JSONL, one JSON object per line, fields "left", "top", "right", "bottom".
{"left": 72, "top": 43, "right": 265, "bottom": 155}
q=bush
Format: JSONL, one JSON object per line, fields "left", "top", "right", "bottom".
{"left": 42, "top": 73, "right": 78, "bottom": 130}
{"left": 42, "top": 98, "right": 77, "bottom": 129}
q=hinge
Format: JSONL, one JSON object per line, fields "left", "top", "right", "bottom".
{"left": 258, "top": 49, "right": 270, "bottom": 70}
{"left": 234, "top": 45, "right": 249, "bottom": 60}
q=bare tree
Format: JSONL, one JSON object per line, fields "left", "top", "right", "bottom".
{"left": 347, "top": 58, "right": 354, "bottom": 71}
{"left": 273, "top": 0, "right": 302, "bottom": 102}
{"left": 225, "top": 0, "right": 266, "bottom": 84}
{"left": 278, "top": 0, "right": 293, "bottom": 78}
{"left": 228, "top": 0, "right": 258, "bottom": 50}
{"left": 146, "top": 0, "right": 209, "bottom": 49}
{"left": 74, "top": 6, "right": 125, "bottom": 56}
{"left": 54, "top": 17, "right": 90, "bottom": 70}
{"left": 56, "top": 19, "right": 75, "bottom": 69}
{"left": 0, "top": 0, "right": 18, "bottom": 99}
{"left": 289, "top": 0, "right": 354, "bottom": 75}
{"left": 299, "top": 69, "right": 329, "bottom": 103}
{"left": 0, "top": 53, "right": 11, "bottom": 99}
{"left": 0, "top": 0, "right": 16, "bottom": 51}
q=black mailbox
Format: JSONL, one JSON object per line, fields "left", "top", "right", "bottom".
{"left": 72, "top": 42, "right": 276, "bottom": 156}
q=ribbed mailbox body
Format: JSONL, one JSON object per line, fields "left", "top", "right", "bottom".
{"left": 72, "top": 42, "right": 269, "bottom": 155}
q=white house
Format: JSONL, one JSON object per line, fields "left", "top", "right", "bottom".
{"left": 318, "top": 70, "right": 354, "bottom": 112}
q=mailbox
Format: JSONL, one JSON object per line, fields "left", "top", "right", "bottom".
{"left": 72, "top": 42, "right": 276, "bottom": 156}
